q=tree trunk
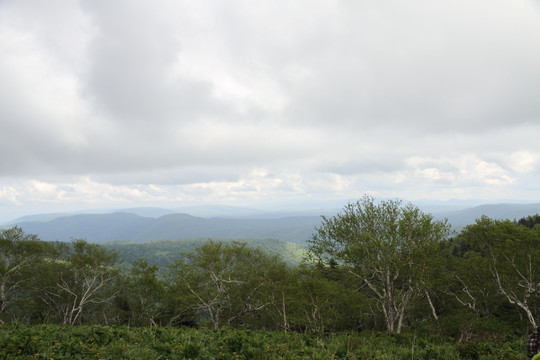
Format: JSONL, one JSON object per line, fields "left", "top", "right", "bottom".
{"left": 425, "top": 290, "right": 438, "bottom": 320}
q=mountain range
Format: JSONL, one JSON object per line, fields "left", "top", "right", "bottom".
{"left": 9, "top": 212, "right": 321, "bottom": 244}
{"left": 3, "top": 202, "right": 540, "bottom": 244}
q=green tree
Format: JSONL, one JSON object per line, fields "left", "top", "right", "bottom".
{"left": 285, "top": 263, "right": 367, "bottom": 332}
{"left": 457, "top": 216, "right": 540, "bottom": 327}
{"left": 442, "top": 236, "right": 498, "bottom": 319}
{"left": 126, "top": 259, "right": 165, "bottom": 326}
{"left": 244, "top": 257, "right": 293, "bottom": 331}
{"left": 39, "top": 239, "right": 118, "bottom": 325}
{"left": 517, "top": 214, "right": 540, "bottom": 230}
{"left": 0, "top": 227, "right": 53, "bottom": 322}
{"left": 169, "top": 241, "right": 286, "bottom": 329}
{"left": 308, "top": 195, "right": 450, "bottom": 333}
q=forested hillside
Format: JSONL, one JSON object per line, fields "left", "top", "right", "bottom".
{"left": 1, "top": 198, "right": 540, "bottom": 343}
{"left": 103, "top": 237, "right": 307, "bottom": 267}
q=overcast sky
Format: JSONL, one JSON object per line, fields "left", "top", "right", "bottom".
{"left": 1, "top": 0, "right": 540, "bottom": 221}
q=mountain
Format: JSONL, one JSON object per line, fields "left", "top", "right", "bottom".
{"left": 433, "top": 203, "right": 540, "bottom": 227}
{"left": 4, "top": 213, "right": 71, "bottom": 224}
{"left": 114, "top": 207, "right": 176, "bottom": 218}
{"left": 15, "top": 212, "right": 155, "bottom": 243}
{"left": 170, "top": 204, "right": 341, "bottom": 219}
{"left": 6, "top": 202, "right": 540, "bottom": 245}
{"left": 13, "top": 212, "right": 321, "bottom": 244}
{"left": 104, "top": 238, "right": 307, "bottom": 267}
{"left": 170, "top": 205, "right": 269, "bottom": 218}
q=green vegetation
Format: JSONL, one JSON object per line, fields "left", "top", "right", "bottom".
{"left": 0, "top": 324, "right": 528, "bottom": 359}
{"left": 309, "top": 196, "right": 451, "bottom": 333}
{"left": 517, "top": 214, "right": 540, "bottom": 231}
{"left": 2, "top": 196, "right": 540, "bottom": 358}
{"left": 103, "top": 237, "right": 307, "bottom": 268}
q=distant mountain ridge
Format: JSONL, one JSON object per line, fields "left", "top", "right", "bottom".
{"left": 12, "top": 212, "right": 321, "bottom": 244}
{"left": 433, "top": 203, "right": 540, "bottom": 227}
{"left": 4, "top": 202, "right": 540, "bottom": 244}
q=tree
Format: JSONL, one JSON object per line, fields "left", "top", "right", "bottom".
{"left": 283, "top": 263, "right": 368, "bottom": 333}
{"left": 444, "top": 250, "right": 494, "bottom": 316}
{"left": 308, "top": 195, "right": 450, "bottom": 333}
{"left": 517, "top": 214, "right": 540, "bottom": 230}
{"left": 125, "top": 259, "right": 165, "bottom": 326}
{"left": 39, "top": 239, "right": 118, "bottom": 325}
{"left": 169, "top": 241, "right": 285, "bottom": 329}
{"left": 0, "top": 227, "right": 51, "bottom": 322}
{"left": 457, "top": 216, "right": 540, "bottom": 327}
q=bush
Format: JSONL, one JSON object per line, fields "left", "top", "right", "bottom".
{"left": 0, "top": 324, "right": 529, "bottom": 360}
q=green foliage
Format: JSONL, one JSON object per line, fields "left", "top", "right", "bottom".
{"left": 104, "top": 237, "right": 306, "bottom": 268}
{"left": 4, "top": 203, "right": 540, "bottom": 343}
{"left": 308, "top": 195, "right": 450, "bottom": 333}
{"left": 168, "top": 241, "right": 290, "bottom": 329}
{"left": 0, "top": 324, "right": 529, "bottom": 359}
{"left": 0, "top": 226, "right": 54, "bottom": 321}
{"left": 454, "top": 216, "right": 540, "bottom": 327}
{"left": 517, "top": 214, "right": 540, "bottom": 230}
{"left": 34, "top": 239, "right": 119, "bottom": 325}
{"left": 121, "top": 259, "right": 165, "bottom": 326}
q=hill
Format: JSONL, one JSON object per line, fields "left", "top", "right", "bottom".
{"left": 13, "top": 212, "right": 321, "bottom": 244}
{"left": 434, "top": 203, "right": 540, "bottom": 227}
{"left": 6, "top": 202, "right": 540, "bottom": 245}
{"left": 103, "top": 238, "right": 307, "bottom": 268}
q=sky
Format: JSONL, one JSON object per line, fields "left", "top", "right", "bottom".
{"left": 1, "top": 0, "right": 540, "bottom": 222}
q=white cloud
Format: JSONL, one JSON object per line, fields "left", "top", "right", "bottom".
{"left": 0, "top": 0, "right": 539, "bottom": 220}
{"left": 507, "top": 151, "right": 539, "bottom": 174}
{"left": 0, "top": 185, "right": 21, "bottom": 205}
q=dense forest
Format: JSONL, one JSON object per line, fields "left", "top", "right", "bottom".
{"left": 103, "top": 237, "right": 307, "bottom": 268}
{"left": 1, "top": 196, "right": 540, "bottom": 343}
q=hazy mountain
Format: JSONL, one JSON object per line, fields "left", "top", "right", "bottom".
{"left": 171, "top": 205, "right": 269, "bottom": 218}
{"left": 114, "top": 207, "right": 176, "bottom": 218}
{"left": 4, "top": 213, "right": 71, "bottom": 224}
{"left": 171, "top": 204, "right": 341, "bottom": 219}
{"left": 413, "top": 199, "right": 486, "bottom": 214}
{"left": 13, "top": 212, "right": 321, "bottom": 244}
{"left": 434, "top": 203, "right": 540, "bottom": 227}
{"left": 5, "top": 202, "right": 540, "bottom": 245}
{"left": 15, "top": 212, "right": 155, "bottom": 243}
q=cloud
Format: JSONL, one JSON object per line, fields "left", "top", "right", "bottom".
{"left": 0, "top": 0, "right": 539, "bottom": 218}
{"left": 506, "top": 151, "right": 540, "bottom": 174}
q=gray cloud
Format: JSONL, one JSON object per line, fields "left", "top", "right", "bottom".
{"left": 0, "top": 0, "right": 539, "bottom": 218}
{"left": 82, "top": 1, "right": 221, "bottom": 124}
